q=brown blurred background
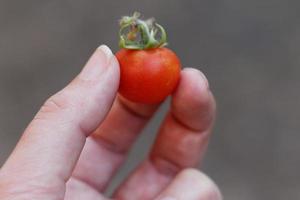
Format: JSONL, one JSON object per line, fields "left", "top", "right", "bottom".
{"left": 1, "top": 0, "right": 300, "bottom": 199}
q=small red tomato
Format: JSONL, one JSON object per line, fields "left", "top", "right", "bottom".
{"left": 116, "top": 12, "right": 181, "bottom": 104}
{"left": 116, "top": 47, "right": 181, "bottom": 104}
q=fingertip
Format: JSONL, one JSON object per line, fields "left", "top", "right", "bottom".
{"left": 97, "top": 44, "right": 120, "bottom": 77}
{"left": 97, "top": 44, "right": 113, "bottom": 60}
{"left": 79, "top": 44, "right": 119, "bottom": 82}
{"left": 156, "top": 169, "right": 222, "bottom": 200}
{"left": 174, "top": 68, "right": 210, "bottom": 102}
{"left": 176, "top": 168, "right": 218, "bottom": 189}
{"left": 182, "top": 68, "right": 210, "bottom": 90}
{"left": 171, "top": 68, "right": 215, "bottom": 131}
{"left": 178, "top": 169, "right": 222, "bottom": 200}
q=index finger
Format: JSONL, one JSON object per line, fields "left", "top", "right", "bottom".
{"left": 0, "top": 45, "right": 119, "bottom": 195}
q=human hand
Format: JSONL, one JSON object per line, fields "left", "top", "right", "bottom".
{"left": 0, "top": 45, "right": 221, "bottom": 200}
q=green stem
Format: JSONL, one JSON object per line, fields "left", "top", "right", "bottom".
{"left": 119, "top": 12, "right": 168, "bottom": 50}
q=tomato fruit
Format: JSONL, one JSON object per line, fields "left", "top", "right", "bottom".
{"left": 116, "top": 47, "right": 181, "bottom": 104}
{"left": 116, "top": 12, "right": 181, "bottom": 104}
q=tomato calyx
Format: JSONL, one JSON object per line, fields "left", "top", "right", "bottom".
{"left": 119, "top": 12, "right": 167, "bottom": 50}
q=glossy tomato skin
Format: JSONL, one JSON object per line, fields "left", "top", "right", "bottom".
{"left": 116, "top": 48, "right": 181, "bottom": 104}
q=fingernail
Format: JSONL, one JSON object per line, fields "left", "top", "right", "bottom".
{"left": 97, "top": 44, "right": 113, "bottom": 61}
{"left": 158, "top": 197, "right": 176, "bottom": 200}
{"left": 79, "top": 44, "right": 113, "bottom": 80}
{"left": 184, "top": 68, "right": 210, "bottom": 90}
{"left": 199, "top": 71, "right": 210, "bottom": 90}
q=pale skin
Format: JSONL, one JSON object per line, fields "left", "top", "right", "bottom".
{"left": 0, "top": 45, "right": 222, "bottom": 200}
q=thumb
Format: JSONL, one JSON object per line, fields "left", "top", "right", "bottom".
{"left": 0, "top": 45, "right": 119, "bottom": 199}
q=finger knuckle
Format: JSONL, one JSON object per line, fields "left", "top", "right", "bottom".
{"left": 44, "top": 93, "right": 69, "bottom": 112}
{"left": 0, "top": 179, "right": 64, "bottom": 200}
{"left": 35, "top": 90, "right": 80, "bottom": 121}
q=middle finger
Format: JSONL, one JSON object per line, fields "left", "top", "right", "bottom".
{"left": 69, "top": 95, "right": 159, "bottom": 192}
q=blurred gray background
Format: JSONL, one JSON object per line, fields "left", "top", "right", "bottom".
{"left": 1, "top": 0, "right": 300, "bottom": 199}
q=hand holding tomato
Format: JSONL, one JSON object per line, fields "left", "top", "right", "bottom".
{"left": 0, "top": 13, "right": 221, "bottom": 200}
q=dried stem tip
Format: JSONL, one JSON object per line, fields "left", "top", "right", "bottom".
{"left": 119, "top": 12, "right": 167, "bottom": 50}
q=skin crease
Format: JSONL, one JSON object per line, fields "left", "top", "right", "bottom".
{"left": 0, "top": 45, "right": 222, "bottom": 200}
{"left": 116, "top": 48, "right": 181, "bottom": 104}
